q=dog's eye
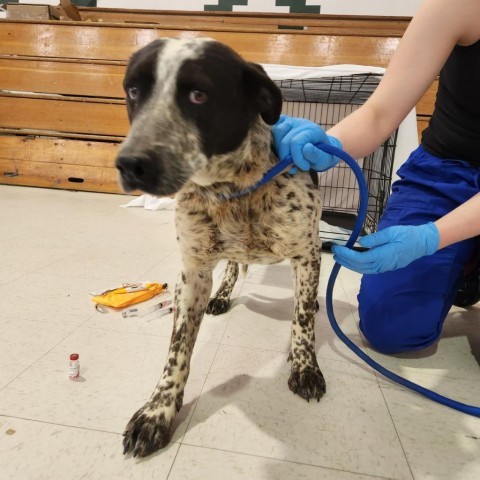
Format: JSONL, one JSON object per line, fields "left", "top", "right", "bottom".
{"left": 189, "top": 90, "right": 207, "bottom": 105}
{"left": 127, "top": 86, "right": 139, "bottom": 101}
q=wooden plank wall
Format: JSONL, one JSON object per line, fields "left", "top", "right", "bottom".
{"left": 0, "top": 10, "right": 436, "bottom": 194}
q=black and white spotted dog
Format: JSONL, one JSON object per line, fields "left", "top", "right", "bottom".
{"left": 116, "top": 37, "right": 325, "bottom": 457}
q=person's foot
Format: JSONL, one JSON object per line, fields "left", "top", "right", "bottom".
{"left": 453, "top": 267, "right": 480, "bottom": 307}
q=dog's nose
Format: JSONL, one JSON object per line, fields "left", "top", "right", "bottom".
{"left": 116, "top": 155, "right": 149, "bottom": 183}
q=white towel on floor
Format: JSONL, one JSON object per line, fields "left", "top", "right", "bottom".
{"left": 120, "top": 195, "right": 176, "bottom": 210}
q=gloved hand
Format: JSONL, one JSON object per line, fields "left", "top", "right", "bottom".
{"left": 273, "top": 115, "right": 342, "bottom": 173}
{"left": 331, "top": 222, "right": 440, "bottom": 274}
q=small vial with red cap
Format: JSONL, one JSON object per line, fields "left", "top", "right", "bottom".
{"left": 69, "top": 353, "right": 80, "bottom": 380}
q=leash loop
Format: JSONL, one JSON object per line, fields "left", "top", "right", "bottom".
{"left": 322, "top": 143, "right": 480, "bottom": 417}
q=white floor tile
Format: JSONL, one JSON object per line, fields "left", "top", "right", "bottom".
{"left": 0, "top": 272, "right": 115, "bottom": 326}
{"left": 0, "top": 315, "right": 75, "bottom": 389}
{"left": 0, "top": 232, "right": 83, "bottom": 272}
{"left": 37, "top": 236, "right": 172, "bottom": 281}
{"left": 170, "top": 444, "right": 389, "bottom": 480}
{"left": 184, "top": 344, "right": 412, "bottom": 479}
{"left": 0, "top": 416, "right": 179, "bottom": 480}
{"left": 0, "top": 326, "right": 217, "bottom": 443}
{"left": 380, "top": 373, "right": 480, "bottom": 480}
{"left": 0, "top": 268, "right": 28, "bottom": 287}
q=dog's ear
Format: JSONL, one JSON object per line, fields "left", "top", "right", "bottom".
{"left": 243, "top": 62, "right": 283, "bottom": 125}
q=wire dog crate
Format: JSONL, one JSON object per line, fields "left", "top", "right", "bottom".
{"left": 275, "top": 73, "right": 398, "bottom": 241}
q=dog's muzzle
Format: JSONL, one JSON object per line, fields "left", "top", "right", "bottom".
{"left": 116, "top": 154, "right": 156, "bottom": 193}
{"left": 116, "top": 149, "right": 189, "bottom": 196}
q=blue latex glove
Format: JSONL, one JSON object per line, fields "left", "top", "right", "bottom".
{"left": 331, "top": 223, "right": 440, "bottom": 274}
{"left": 273, "top": 115, "right": 342, "bottom": 173}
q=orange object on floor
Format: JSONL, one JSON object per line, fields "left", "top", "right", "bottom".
{"left": 91, "top": 282, "right": 168, "bottom": 310}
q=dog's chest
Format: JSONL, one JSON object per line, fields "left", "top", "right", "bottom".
{"left": 177, "top": 213, "right": 289, "bottom": 265}
{"left": 175, "top": 178, "right": 322, "bottom": 267}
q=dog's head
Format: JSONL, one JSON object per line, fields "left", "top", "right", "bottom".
{"left": 116, "top": 38, "right": 282, "bottom": 196}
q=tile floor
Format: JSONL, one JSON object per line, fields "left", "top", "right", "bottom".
{"left": 1, "top": 184, "right": 480, "bottom": 480}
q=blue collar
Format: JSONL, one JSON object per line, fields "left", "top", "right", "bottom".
{"left": 218, "top": 157, "right": 293, "bottom": 201}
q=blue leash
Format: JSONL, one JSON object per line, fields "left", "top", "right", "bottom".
{"left": 223, "top": 142, "right": 480, "bottom": 416}
{"left": 322, "top": 143, "right": 480, "bottom": 417}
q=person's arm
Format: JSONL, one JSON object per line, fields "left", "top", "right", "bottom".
{"left": 436, "top": 193, "right": 480, "bottom": 249}
{"left": 274, "top": 0, "right": 480, "bottom": 171}
{"left": 328, "top": 0, "right": 480, "bottom": 159}
{"left": 332, "top": 194, "right": 480, "bottom": 275}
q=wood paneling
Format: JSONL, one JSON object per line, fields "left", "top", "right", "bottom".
{"left": 416, "top": 116, "right": 431, "bottom": 141}
{"left": 74, "top": 9, "right": 410, "bottom": 36}
{"left": 0, "top": 93, "right": 128, "bottom": 136}
{"left": 0, "top": 12, "right": 438, "bottom": 194}
{"left": 0, "top": 56, "right": 125, "bottom": 98}
{"left": 416, "top": 79, "right": 438, "bottom": 116}
{"left": 0, "top": 21, "right": 400, "bottom": 67}
{"left": 0, "top": 135, "right": 122, "bottom": 193}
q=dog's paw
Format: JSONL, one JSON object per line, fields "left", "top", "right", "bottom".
{"left": 206, "top": 297, "right": 231, "bottom": 315}
{"left": 123, "top": 407, "right": 172, "bottom": 458}
{"left": 288, "top": 366, "right": 326, "bottom": 402}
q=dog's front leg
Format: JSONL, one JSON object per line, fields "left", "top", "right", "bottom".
{"left": 288, "top": 245, "right": 326, "bottom": 402}
{"left": 206, "top": 260, "right": 240, "bottom": 315}
{"left": 123, "top": 268, "right": 213, "bottom": 457}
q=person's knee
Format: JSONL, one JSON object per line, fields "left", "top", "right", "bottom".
{"left": 358, "top": 278, "right": 445, "bottom": 354}
{"left": 359, "top": 315, "right": 414, "bottom": 354}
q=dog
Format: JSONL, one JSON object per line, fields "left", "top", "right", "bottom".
{"left": 116, "top": 37, "right": 325, "bottom": 458}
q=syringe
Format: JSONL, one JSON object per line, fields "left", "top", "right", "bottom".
{"left": 122, "top": 299, "right": 173, "bottom": 318}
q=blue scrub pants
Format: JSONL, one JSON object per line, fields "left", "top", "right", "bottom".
{"left": 358, "top": 146, "right": 480, "bottom": 354}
